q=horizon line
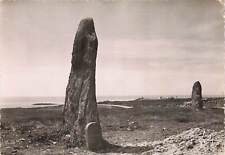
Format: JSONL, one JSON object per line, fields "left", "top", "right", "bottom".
{"left": 1, "top": 94, "right": 224, "bottom": 98}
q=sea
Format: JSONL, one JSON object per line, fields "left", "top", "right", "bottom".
{"left": 0, "top": 96, "right": 143, "bottom": 109}
{"left": 0, "top": 95, "right": 222, "bottom": 109}
{"left": 0, "top": 96, "right": 145, "bottom": 109}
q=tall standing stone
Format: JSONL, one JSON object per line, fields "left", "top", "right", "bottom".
{"left": 63, "top": 18, "right": 103, "bottom": 148}
{"left": 191, "top": 81, "right": 203, "bottom": 109}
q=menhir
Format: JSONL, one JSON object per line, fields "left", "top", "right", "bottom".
{"left": 191, "top": 81, "right": 203, "bottom": 109}
{"left": 63, "top": 18, "right": 104, "bottom": 150}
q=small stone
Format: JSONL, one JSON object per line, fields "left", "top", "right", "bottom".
{"left": 19, "top": 138, "right": 25, "bottom": 141}
{"left": 11, "top": 150, "right": 17, "bottom": 154}
{"left": 179, "top": 141, "right": 185, "bottom": 146}
{"left": 52, "top": 141, "right": 57, "bottom": 145}
{"left": 64, "top": 134, "right": 71, "bottom": 141}
{"left": 186, "top": 140, "right": 195, "bottom": 149}
{"left": 85, "top": 122, "right": 103, "bottom": 151}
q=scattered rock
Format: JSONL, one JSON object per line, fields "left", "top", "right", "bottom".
{"left": 11, "top": 150, "right": 17, "bottom": 154}
{"left": 185, "top": 139, "right": 195, "bottom": 149}
{"left": 52, "top": 141, "right": 57, "bottom": 145}
{"left": 19, "top": 138, "right": 25, "bottom": 142}
{"left": 137, "top": 128, "right": 224, "bottom": 155}
{"left": 64, "top": 134, "right": 71, "bottom": 141}
{"left": 181, "top": 101, "right": 193, "bottom": 108}
{"left": 127, "top": 121, "right": 139, "bottom": 131}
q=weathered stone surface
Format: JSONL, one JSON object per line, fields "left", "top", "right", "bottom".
{"left": 85, "top": 122, "right": 103, "bottom": 151}
{"left": 63, "top": 18, "right": 103, "bottom": 147}
{"left": 191, "top": 81, "right": 203, "bottom": 109}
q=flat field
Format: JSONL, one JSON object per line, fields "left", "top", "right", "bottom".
{"left": 0, "top": 98, "right": 224, "bottom": 154}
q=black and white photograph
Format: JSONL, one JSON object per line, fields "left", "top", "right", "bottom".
{"left": 0, "top": 0, "right": 224, "bottom": 154}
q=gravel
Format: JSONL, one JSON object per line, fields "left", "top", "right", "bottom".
{"left": 122, "top": 128, "right": 224, "bottom": 155}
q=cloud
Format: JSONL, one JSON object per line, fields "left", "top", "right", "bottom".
{"left": 97, "top": 38, "right": 223, "bottom": 72}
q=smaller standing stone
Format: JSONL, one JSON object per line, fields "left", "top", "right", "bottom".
{"left": 85, "top": 122, "right": 103, "bottom": 151}
{"left": 192, "top": 81, "right": 203, "bottom": 109}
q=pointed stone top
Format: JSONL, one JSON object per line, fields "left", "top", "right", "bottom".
{"left": 77, "top": 17, "right": 95, "bottom": 35}
{"left": 193, "top": 81, "right": 201, "bottom": 86}
{"left": 71, "top": 17, "right": 98, "bottom": 70}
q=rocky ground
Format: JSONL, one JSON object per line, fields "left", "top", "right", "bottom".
{"left": 137, "top": 128, "right": 224, "bottom": 155}
{"left": 0, "top": 97, "right": 224, "bottom": 154}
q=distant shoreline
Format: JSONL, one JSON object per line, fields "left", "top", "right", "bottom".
{"left": 32, "top": 103, "right": 58, "bottom": 106}
{"left": 0, "top": 96, "right": 224, "bottom": 109}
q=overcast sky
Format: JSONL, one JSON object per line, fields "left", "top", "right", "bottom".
{"left": 0, "top": 0, "right": 224, "bottom": 97}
